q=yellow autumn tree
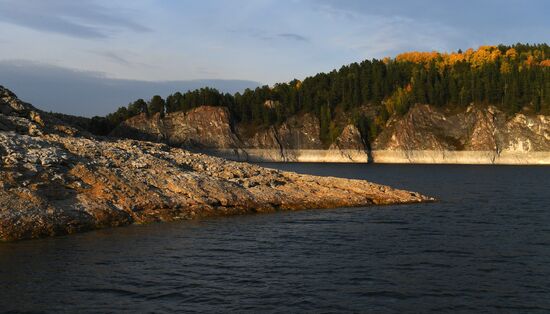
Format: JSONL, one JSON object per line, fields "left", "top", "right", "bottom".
{"left": 444, "top": 52, "right": 466, "bottom": 66}
{"left": 395, "top": 51, "right": 440, "bottom": 64}
{"left": 469, "top": 46, "right": 500, "bottom": 68}
{"left": 525, "top": 55, "right": 536, "bottom": 67}
{"left": 505, "top": 48, "right": 518, "bottom": 60}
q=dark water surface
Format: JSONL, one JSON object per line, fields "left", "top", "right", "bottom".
{"left": 1, "top": 164, "right": 550, "bottom": 313}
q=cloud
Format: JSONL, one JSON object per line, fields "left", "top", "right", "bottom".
{"left": 312, "top": 0, "right": 550, "bottom": 47}
{"left": 231, "top": 28, "right": 309, "bottom": 43}
{"left": 0, "top": 0, "right": 151, "bottom": 39}
{"left": 278, "top": 33, "right": 309, "bottom": 42}
{"left": 306, "top": 1, "right": 467, "bottom": 58}
{"left": 0, "top": 60, "right": 260, "bottom": 117}
{"left": 90, "top": 51, "right": 133, "bottom": 66}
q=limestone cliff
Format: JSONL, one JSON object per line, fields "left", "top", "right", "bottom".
{"left": 376, "top": 105, "right": 501, "bottom": 151}
{"left": 372, "top": 104, "right": 550, "bottom": 164}
{"left": 111, "top": 106, "right": 243, "bottom": 149}
{"left": 110, "top": 102, "right": 549, "bottom": 164}
{"left": 0, "top": 86, "right": 431, "bottom": 241}
{"left": 111, "top": 107, "right": 369, "bottom": 162}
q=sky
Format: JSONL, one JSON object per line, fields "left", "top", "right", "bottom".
{"left": 0, "top": 0, "right": 548, "bottom": 116}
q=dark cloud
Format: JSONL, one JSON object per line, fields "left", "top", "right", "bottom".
{"left": 0, "top": 61, "right": 260, "bottom": 117}
{"left": 0, "top": 0, "right": 151, "bottom": 39}
{"left": 278, "top": 33, "right": 309, "bottom": 42}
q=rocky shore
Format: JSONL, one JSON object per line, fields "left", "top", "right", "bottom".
{"left": 198, "top": 148, "right": 550, "bottom": 164}
{"left": 0, "top": 86, "right": 432, "bottom": 241}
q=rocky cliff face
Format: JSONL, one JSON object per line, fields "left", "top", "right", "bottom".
{"left": 110, "top": 102, "right": 550, "bottom": 163}
{"left": 111, "top": 107, "right": 368, "bottom": 161}
{"left": 374, "top": 104, "right": 550, "bottom": 153}
{"left": 111, "top": 106, "right": 243, "bottom": 149}
{"left": 0, "top": 86, "right": 431, "bottom": 241}
{"left": 239, "top": 113, "right": 323, "bottom": 149}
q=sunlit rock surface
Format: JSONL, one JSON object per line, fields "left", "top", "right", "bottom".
{"left": 111, "top": 101, "right": 549, "bottom": 164}
{"left": 0, "top": 86, "right": 432, "bottom": 241}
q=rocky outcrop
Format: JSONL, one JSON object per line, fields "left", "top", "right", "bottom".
{"left": 0, "top": 86, "right": 432, "bottom": 241}
{"left": 370, "top": 104, "right": 550, "bottom": 164}
{"left": 108, "top": 99, "right": 549, "bottom": 164}
{"left": 111, "top": 106, "right": 243, "bottom": 148}
{"left": 112, "top": 108, "right": 369, "bottom": 162}
{"left": 0, "top": 85, "right": 85, "bottom": 138}
{"left": 330, "top": 124, "right": 367, "bottom": 150}
{"left": 501, "top": 114, "right": 550, "bottom": 152}
{"left": 239, "top": 113, "right": 366, "bottom": 161}
{"left": 373, "top": 104, "right": 550, "bottom": 160}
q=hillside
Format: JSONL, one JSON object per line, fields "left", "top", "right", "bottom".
{"left": 97, "top": 44, "right": 550, "bottom": 164}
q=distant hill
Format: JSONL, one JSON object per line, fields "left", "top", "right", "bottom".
{"left": 4, "top": 44, "right": 549, "bottom": 164}
{"left": 101, "top": 44, "right": 546, "bottom": 130}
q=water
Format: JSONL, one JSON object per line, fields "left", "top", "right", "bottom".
{"left": 1, "top": 164, "right": 549, "bottom": 313}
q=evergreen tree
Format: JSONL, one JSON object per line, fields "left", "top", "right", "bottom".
{"left": 100, "top": 43, "right": 550, "bottom": 143}
{"left": 148, "top": 95, "right": 165, "bottom": 117}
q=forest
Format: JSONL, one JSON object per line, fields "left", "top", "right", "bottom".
{"left": 94, "top": 44, "right": 550, "bottom": 143}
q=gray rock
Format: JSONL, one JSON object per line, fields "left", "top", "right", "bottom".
{"left": 0, "top": 86, "right": 433, "bottom": 241}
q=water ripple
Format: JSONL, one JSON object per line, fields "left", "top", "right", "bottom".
{"left": 1, "top": 164, "right": 550, "bottom": 313}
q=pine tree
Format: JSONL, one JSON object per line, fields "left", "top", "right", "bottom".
{"left": 100, "top": 43, "right": 550, "bottom": 135}
{"left": 148, "top": 95, "right": 165, "bottom": 118}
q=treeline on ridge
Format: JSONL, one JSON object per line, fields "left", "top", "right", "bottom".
{"left": 93, "top": 43, "right": 550, "bottom": 143}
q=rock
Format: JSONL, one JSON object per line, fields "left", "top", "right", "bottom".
{"left": 109, "top": 100, "right": 549, "bottom": 164}
{"left": 110, "top": 107, "right": 370, "bottom": 158}
{"left": 330, "top": 125, "right": 366, "bottom": 151}
{"left": 28, "top": 123, "right": 43, "bottom": 137}
{"left": 110, "top": 106, "right": 372, "bottom": 162}
{"left": 374, "top": 104, "right": 550, "bottom": 153}
{"left": 111, "top": 107, "right": 243, "bottom": 148}
{"left": 0, "top": 86, "right": 92, "bottom": 138}
{"left": 0, "top": 86, "right": 433, "bottom": 241}
{"left": 29, "top": 111, "right": 44, "bottom": 126}
{"left": 0, "top": 132, "right": 433, "bottom": 241}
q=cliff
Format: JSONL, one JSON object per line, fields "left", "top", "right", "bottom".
{"left": 111, "top": 107, "right": 370, "bottom": 162}
{"left": 111, "top": 106, "right": 243, "bottom": 148}
{"left": 110, "top": 104, "right": 550, "bottom": 164}
{"left": 0, "top": 86, "right": 431, "bottom": 241}
{"left": 373, "top": 104, "right": 550, "bottom": 152}
{"left": 372, "top": 104, "right": 550, "bottom": 164}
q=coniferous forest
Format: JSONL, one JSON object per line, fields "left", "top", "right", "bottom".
{"left": 94, "top": 44, "right": 550, "bottom": 143}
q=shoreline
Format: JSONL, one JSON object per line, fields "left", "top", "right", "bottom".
{"left": 0, "top": 133, "right": 434, "bottom": 242}
{"left": 0, "top": 86, "right": 434, "bottom": 242}
{"left": 198, "top": 149, "right": 550, "bottom": 165}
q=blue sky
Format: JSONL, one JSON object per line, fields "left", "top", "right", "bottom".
{"left": 0, "top": 0, "right": 548, "bottom": 115}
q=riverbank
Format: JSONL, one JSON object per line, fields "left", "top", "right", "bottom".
{"left": 199, "top": 149, "right": 550, "bottom": 165}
